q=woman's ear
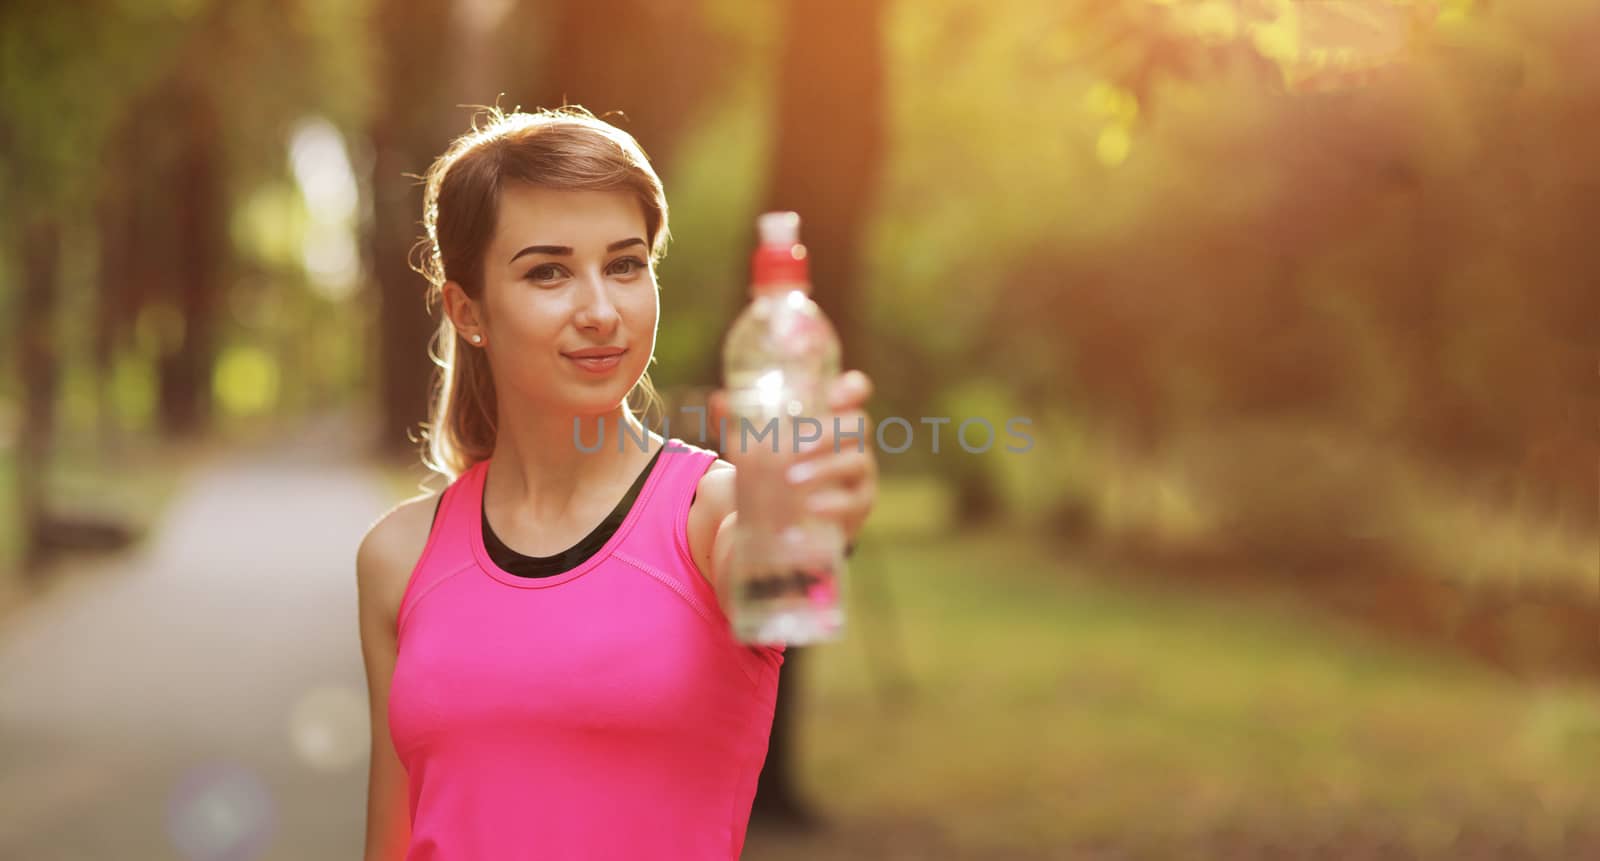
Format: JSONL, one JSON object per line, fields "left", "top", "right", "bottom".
{"left": 442, "top": 280, "right": 486, "bottom": 340}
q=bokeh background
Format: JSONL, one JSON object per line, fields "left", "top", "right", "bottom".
{"left": 2, "top": 0, "right": 1597, "bottom": 858}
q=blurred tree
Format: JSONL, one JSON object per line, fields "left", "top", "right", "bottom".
{"left": 509, "top": 0, "right": 732, "bottom": 169}
{"left": 0, "top": 0, "right": 180, "bottom": 573}
{"left": 1066, "top": 0, "right": 1282, "bottom": 110}
{"left": 750, "top": 0, "right": 887, "bottom": 831}
{"left": 160, "top": 61, "right": 228, "bottom": 436}
{"left": 369, "top": 0, "right": 459, "bottom": 459}
{"left": 16, "top": 217, "right": 62, "bottom": 572}
{"left": 762, "top": 0, "right": 885, "bottom": 358}
{"left": 3, "top": 0, "right": 375, "bottom": 575}
{"left": 858, "top": 0, "right": 1594, "bottom": 578}
{"left": 93, "top": 114, "right": 140, "bottom": 457}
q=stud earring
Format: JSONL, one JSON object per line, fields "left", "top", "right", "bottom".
{"left": 470, "top": 334, "right": 482, "bottom": 344}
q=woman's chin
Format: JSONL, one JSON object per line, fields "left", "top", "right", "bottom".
{"left": 572, "top": 386, "right": 640, "bottom": 418}
{"left": 573, "top": 402, "right": 625, "bottom": 419}
{"left": 515, "top": 374, "right": 644, "bottom": 418}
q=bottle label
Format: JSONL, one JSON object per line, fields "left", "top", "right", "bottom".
{"left": 739, "top": 564, "right": 839, "bottom": 608}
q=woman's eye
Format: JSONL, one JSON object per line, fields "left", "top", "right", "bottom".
{"left": 607, "top": 257, "right": 646, "bottom": 277}
{"left": 525, "top": 264, "right": 566, "bottom": 283}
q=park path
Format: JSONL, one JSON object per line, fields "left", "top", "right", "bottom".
{"left": 0, "top": 413, "right": 397, "bottom": 861}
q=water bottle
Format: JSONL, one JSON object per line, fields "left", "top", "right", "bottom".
{"left": 719, "top": 212, "right": 846, "bottom": 645}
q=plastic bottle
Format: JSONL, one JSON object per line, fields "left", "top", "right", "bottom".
{"left": 718, "top": 212, "right": 846, "bottom": 645}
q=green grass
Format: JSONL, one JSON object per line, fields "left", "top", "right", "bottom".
{"left": 747, "top": 518, "right": 1600, "bottom": 859}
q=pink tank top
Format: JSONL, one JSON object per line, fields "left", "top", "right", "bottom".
{"left": 387, "top": 438, "right": 784, "bottom": 860}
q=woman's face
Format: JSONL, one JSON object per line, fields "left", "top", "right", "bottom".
{"left": 475, "top": 185, "right": 659, "bottom": 417}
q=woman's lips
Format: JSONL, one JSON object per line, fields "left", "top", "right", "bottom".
{"left": 565, "top": 350, "right": 626, "bottom": 374}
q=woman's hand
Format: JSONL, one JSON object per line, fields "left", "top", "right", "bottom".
{"left": 789, "top": 370, "right": 879, "bottom": 547}
{"left": 708, "top": 370, "right": 880, "bottom": 548}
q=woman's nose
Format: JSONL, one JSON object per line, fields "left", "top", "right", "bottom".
{"left": 573, "top": 273, "right": 620, "bottom": 330}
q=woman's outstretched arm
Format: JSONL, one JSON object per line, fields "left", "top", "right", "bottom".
{"left": 702, "top": 369, "right": 881, "bottom": 598}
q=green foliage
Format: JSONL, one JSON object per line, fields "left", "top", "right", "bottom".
{"left": 202, "top": 0, "right": 375, "bottom": 191}
{"left": 212, "top": 343, "right": 280, "bottom": 416}
{"left": 870, "top": 0, "right": 1103, "bottom": 367}
{"left": 860, "top": 0, "right": 1593, "bottom": 592}
{"left": 109, "top": 352, "right": 157, "bottom": 426}
{"left": 6, "top": 0, "right": 1591, "bottom": 601}
{"left": 231, "top": 180, "right": 313, "bottom": 272}
{"left": 2, "top": 0, "right": 377, "bottom": 426}
{"left": 0, "top": 2, "right": 185, "bottom": 212}
{"left": 651, "top": 84, "right": 774, "bottom": 385}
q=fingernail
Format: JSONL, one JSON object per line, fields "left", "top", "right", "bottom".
{"left": 787, "top": 462, "right": 816, "bottom": 484}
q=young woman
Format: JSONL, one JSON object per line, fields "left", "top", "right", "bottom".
{"left": 355, "top": 107, "right": 878, "bottom": 860}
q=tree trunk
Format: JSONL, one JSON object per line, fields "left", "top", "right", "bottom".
{"left": 369, "top": 0, "right": 458, "bottom": 460}
{"left": 750, "top": 0, "right": 888, "bottom": 829}
{"left": 515, "top": 0, "right": 724, "bottom": 168}
{"left": 158, "top": 77, "right": 225, "bottom": 438}
{"left": 18, "top": 217, "right": 62, "bottom": 576}
{"left": 764, "top": 0, "right": 886, "bottom": 352}
{"left": 94, "top": 116, "right": 137, "bottom": 459}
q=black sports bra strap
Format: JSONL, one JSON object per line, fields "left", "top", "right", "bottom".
{"left": 482, "top": 444, "right": 665, "bottom": 578}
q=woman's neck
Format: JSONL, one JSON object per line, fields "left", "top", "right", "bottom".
{"left": 486, "top": 406, "right": 661, "bottom": 522}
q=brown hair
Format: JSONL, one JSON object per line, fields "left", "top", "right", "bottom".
{"left": 412, "top": 105, "right": 670, "bottom": 484}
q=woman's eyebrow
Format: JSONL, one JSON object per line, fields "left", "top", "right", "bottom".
{"left": 509, "top": 245, "right": 570, "bottom": 264}
{"left": 508, "top": 237, "right": 645, "bottom": 265}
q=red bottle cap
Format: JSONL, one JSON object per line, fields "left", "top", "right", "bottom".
{"left": 751, "top": 211, "right": 810, "bottom": 291}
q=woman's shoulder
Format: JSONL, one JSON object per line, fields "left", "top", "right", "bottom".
{"left": 667, "top": 436, "right": 732, "bottom": 505}
{"left": 357, "top": 491, "right": 445, "bottom": 629}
